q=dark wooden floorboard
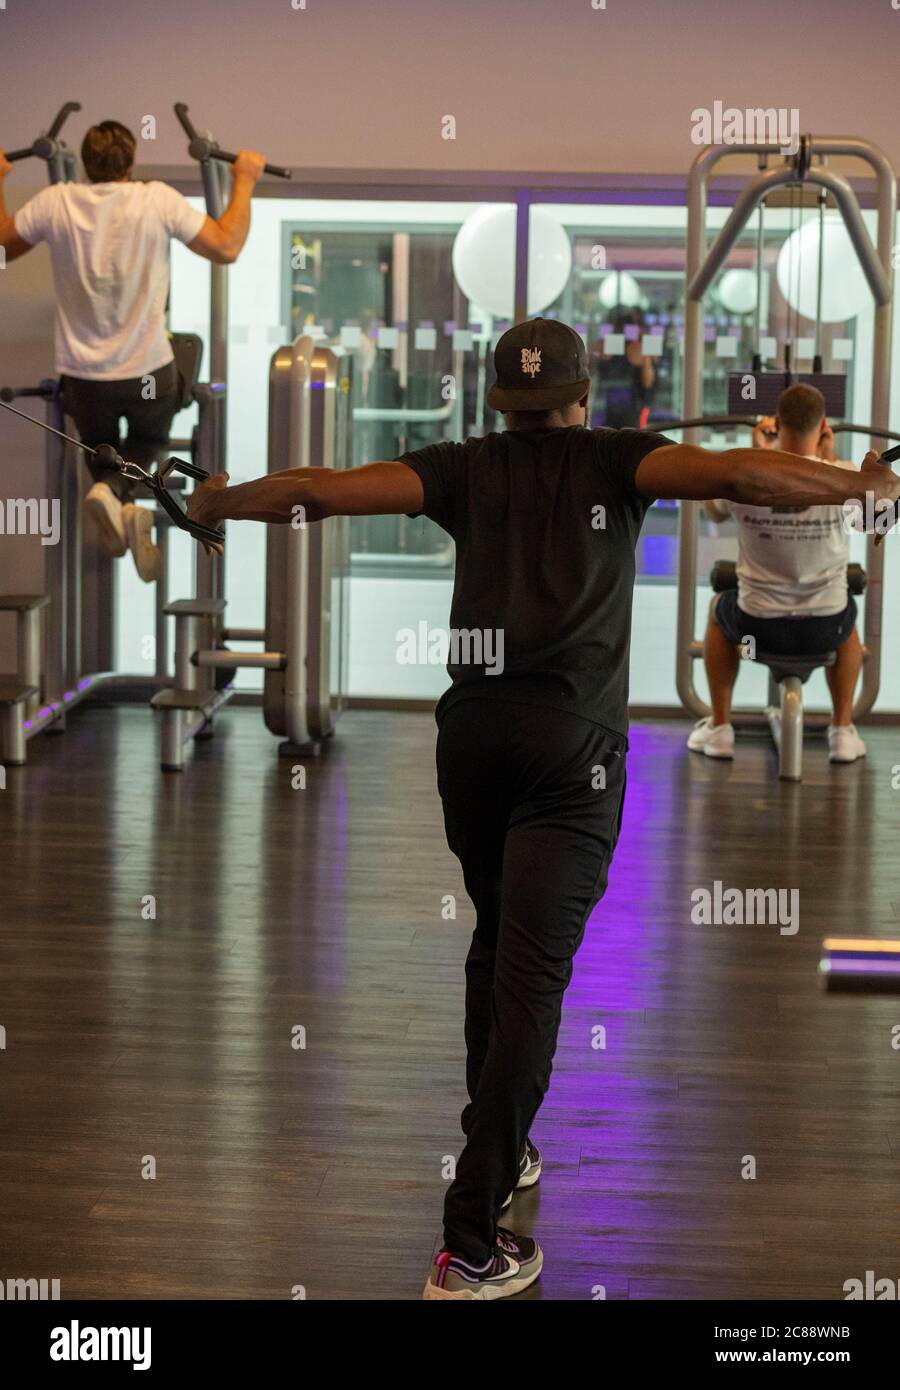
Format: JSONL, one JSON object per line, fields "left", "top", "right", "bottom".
{"left": 1, "top": 705, "right": 899, "bottom": 1300}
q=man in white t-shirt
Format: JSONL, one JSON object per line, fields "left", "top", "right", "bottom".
{"left": 688, "top": 382, "right": 865, "bottom": 764}
{"left": 0, "top": 120, "right": 265, "bottom": 580}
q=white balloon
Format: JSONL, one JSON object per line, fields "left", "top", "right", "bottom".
{"left": 451, "top": 205, "right": 572, "bottom": 320}
{"left": 776, "top": 214, "right": 871, "bottom": 323}
{"left": 598, "top": 270, "right": 641, "bottom": 309}
{"left": 717, "top": 268, "right": 757, "bottom": 315}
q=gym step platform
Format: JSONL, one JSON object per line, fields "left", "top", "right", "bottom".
{"left": 163, "top": 598, "right": 227, "bottom": 618}
{"left": 150, "top": 688, "right": 218, "bottom": 712}
{"left": 0, "top": 683, "right": 38, "bottom": 708}
{"left": 0, "top": 594, "right": 51, "bottom": 613}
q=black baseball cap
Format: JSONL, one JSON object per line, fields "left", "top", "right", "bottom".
{"left": 486, "top": 317, "right": 591, "bottom": 412}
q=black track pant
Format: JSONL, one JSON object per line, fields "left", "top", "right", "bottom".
{"left": 60, "top": 361, "right": 181, "bottom": 503}
{"left": 436, "top": 697, "right": 627, "bottom": 1263}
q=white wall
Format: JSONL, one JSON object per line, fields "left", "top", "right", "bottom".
{"left": 3, "top": 0, "right": 900, "bottom": 176}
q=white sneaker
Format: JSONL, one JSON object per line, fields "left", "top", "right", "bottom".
{"left": 84, "top": 482, "right": 126, "bottom": 557}
{"left": 687, "top": 717, "right": 735, "bottom": 759}
{"left": 122, "top": 503, "right": 162, "bottom": 583}
{"left": 828, "top": 724, "right": 866, "bottom": 763}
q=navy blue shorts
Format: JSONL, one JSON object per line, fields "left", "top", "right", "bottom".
{"left": 714, "top": 590, "right": 858, "bottom": 656}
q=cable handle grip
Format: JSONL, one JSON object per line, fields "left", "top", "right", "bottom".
{"left": 879, "top": 443, "right": 900, "bottom": 465}
{"left": 152, "top": 483, "right": 224, "bottom": 545}
{"left": 157, "top": 455, "right": 210, "bottom": 483}
{"left": 0, "top": 398, "right": 223, "bottom": 547}
{"left": 6, "top": 148, "right": 34, "bottom": 163}
{"left": 173, "top": 457, "right": 211, "bottom": 481}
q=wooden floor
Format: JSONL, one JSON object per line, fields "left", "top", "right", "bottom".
{"left": 1, "top": 705, "right": 899, "bottom": 1301}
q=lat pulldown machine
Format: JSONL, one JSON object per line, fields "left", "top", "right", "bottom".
{"left": 675, "top": 133, "right": 896, "bottom": 780}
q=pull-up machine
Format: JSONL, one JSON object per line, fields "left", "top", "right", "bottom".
{"left": 0, "top": 102, "right": 289, "bottom": 765}
{"left": 675, "top": 134, "right": 896, "bottom": 776}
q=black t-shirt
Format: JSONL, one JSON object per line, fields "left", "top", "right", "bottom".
{"left": 400, "top": 425, "right": 672, "bottom": 742}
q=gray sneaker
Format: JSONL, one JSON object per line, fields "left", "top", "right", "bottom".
{"left": 423, "top": 1227, "right": 543, "bottom": 1300}
{"left": 500, "top": 1137, "right": 542, "bottom": 1210}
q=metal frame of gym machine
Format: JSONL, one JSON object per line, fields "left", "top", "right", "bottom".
{"left": 149, "top": 104, "right": 356, "bottom": 772}
{"left": 148, "top": 109, "right": 234, "bottom": 764}
{"left": 676, "top": 134, "right": 896, "bottom": 779}
{"left": 154, "top": 333, "right": 353, "bottom": 769}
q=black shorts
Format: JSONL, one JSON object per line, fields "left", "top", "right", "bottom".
{"left": 714, "top": 590, "right": 858, "bottom": 656}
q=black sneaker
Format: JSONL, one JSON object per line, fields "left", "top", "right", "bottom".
{"left": 423, "top": 1227, "right": 543, "bottom": 1300}
{"left": 500, "top": 1137, "right": 542, "bottom": 1210}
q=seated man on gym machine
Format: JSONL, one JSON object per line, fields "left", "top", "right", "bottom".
{"left": 688, "top": 383, "right": 865, "bottom": 764}
{"left": 0, "top": 121, "right": 266, "bottom": 581}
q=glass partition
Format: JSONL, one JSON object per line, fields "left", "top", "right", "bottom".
{"left": 162, "top": 198, "right": 515, "bottom": 698}
{"left": 113, "top": 187, "right": 899, "bottom": 715}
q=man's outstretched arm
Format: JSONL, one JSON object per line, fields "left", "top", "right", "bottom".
{"left": 636, "top": 442, "right": 900, "bottom": 517}
{"left": 187, "top": 461, "right": 425, "bottom": 532}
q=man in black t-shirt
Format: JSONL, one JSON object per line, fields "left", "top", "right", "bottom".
{"left": 189, "top": 317, "right": 900, "bottom": 1301}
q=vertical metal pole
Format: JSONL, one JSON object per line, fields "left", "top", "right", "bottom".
{"left": 160, "top": 709, "right": 185, "bottom": 771}
{"left": 64, "top": 423, "right": 84, "bottom": 684}
{"left": 174, "top": 615, "right": 196, "bottom": 691}
{"left": 283, "top": 340, "right": 311, "bottom": 748}
{"left": 856, "top": 150, "right": 895, "bottom": 720}
{"left": 677, "top": 151, "right": 712, "bottom": 718}
{"left": 196, "top": 155, "right": 229, "bottom": 680}
{"left": 0, "top": 704, "right": 26, "bottom": 765}
{"left": 43, "top": 394, "right": 66, "bottom": 706}
{"left": 753, "top": 200, "right": 765, "bottom": 370}
{"left": 514, "top": 191, "right": 530, "bottom": 325}
{"left": 392, "top": 232, "right": 410, "bottom": 393}
{"left": 155, "top": 520, "right": 170, "bottom": 681}
{"left": 17, "top": 609, "right": 41, "bottom": 719}
{"left": 813, "top": 192, "right": 825, "bottom": 371}
{"left": 779, "top": 680, "right": 804, "bottom": 782}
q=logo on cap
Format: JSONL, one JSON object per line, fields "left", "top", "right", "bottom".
{"left": 521, "top": 347, "right": 542, "bottom": 378}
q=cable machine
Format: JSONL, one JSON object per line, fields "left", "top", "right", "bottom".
{"left": 673, "top": 133, "right": 896, "bottom": 779}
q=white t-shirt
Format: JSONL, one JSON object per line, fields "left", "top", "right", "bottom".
{"left": 14, "top": 180, "right": 206, "bottom": 381}
{"left": 716, "top": 456, "right": 856, "bottom": 618}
